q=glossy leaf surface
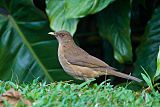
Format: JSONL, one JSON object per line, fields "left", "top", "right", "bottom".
{"left": 46, "top": 0, "right": 113, "bottom": 35}
{"left": 0, "top": 0, "right": 74, "bottom": 82}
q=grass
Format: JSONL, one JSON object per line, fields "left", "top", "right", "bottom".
{"left": 0, "top": 79, "right": 160, "bottom": 107}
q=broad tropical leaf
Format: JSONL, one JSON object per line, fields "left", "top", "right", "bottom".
{"left": 46, "top": 0, "right": 113, "bottom": 35}
{"left": 134, "top": 6, "right": 160, "bottom": 79}
{"left": 0, "top": 0, "right": 74, "bottom": 82}
{"left": 97, "top": 0, "right": 132, "bottom": 63}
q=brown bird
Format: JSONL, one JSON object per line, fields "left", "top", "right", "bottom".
{"left": 48, "top": 30, "right": 142, "bottom": 83}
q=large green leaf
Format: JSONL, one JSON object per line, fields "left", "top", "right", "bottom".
{"left": 0, "top": 0, "right": 74, "bottom": 82}
{"left": 134, "top": 6, "right": 160, "bottom": 79}
{"left": 46, "top": 0, "right": 113, "bottom": 35}
{"left": 154, "top": 46, "right": 160, "bottom": 79}
{"left": 97, "top": 0, "right": 132, "bottom": 63}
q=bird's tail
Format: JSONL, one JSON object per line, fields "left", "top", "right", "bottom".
{"left": 106, "top": 68, "right": 142, "bottom": 83}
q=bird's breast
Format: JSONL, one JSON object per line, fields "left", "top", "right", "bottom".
{"left": 58, "top": 45, "right": 75, "bottom": 75}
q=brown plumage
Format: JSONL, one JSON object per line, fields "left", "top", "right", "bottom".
{"left": 48, "top": 30, "right": 142, "bottom": 83}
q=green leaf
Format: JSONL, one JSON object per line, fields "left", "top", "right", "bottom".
{"left": 140, "top": 66, "right": 154, "bottom": 90}
{"left": 154, "top": 46, "right": 160, "bottom": 78}
{"left": 141, "top": 73, "right": 154, "bottom": 90}
{"left": 0, "top": 0, "right": 74, "bottom": 82}
{"left": 97, "top": 0, "right": 132, "bottom": 63}
{"left": 134, "top": 7, "right": 160, "bottom": 78}
{"left": 46, "top": 0, "right": 113, "bottom": 35}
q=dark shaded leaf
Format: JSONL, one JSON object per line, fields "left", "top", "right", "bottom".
{"left": 134, "top": 6, "right": 160, "bottom": 79}
{"left": 97, "top": 0, "right": 132, "bottom": 63}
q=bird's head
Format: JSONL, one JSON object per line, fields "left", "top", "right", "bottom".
{"left": 48, "top": 30, "right": 73, "bottom": 44}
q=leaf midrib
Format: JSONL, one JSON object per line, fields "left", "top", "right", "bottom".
{"left": 8, "top": 15, "right": 53, "bottom": 81}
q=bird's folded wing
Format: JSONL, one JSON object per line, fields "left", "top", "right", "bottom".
{"left": 64, "top": 46, "right": 116, "bottom": 71}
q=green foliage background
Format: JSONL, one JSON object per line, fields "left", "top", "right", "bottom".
{"left": 0, "top": 0, "right": 160, "bottom": 86}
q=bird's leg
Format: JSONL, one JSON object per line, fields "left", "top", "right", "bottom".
{"left": 105, "top": 75, "right": 107, "bottom": 85}
{"left": 105, "top": 69, "right": 108, "bottom": 85}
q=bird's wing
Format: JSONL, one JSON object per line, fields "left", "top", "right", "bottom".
{"left": 64, "top": 46, "right": 116, "bottom": 70}
{"left": 63, "top": 45, "right": 142, "bottom": 83}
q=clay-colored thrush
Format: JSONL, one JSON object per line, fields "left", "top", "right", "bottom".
{"left": 48, "top": 30, "right": 142, "bottom": 83}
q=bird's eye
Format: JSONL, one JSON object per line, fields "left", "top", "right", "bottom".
{"left": 61, "top": 34, "right": 64, "bottom": 37}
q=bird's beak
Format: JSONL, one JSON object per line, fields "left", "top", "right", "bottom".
{"left": 48, "top": 32, "right": 56, "bottom": 36}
